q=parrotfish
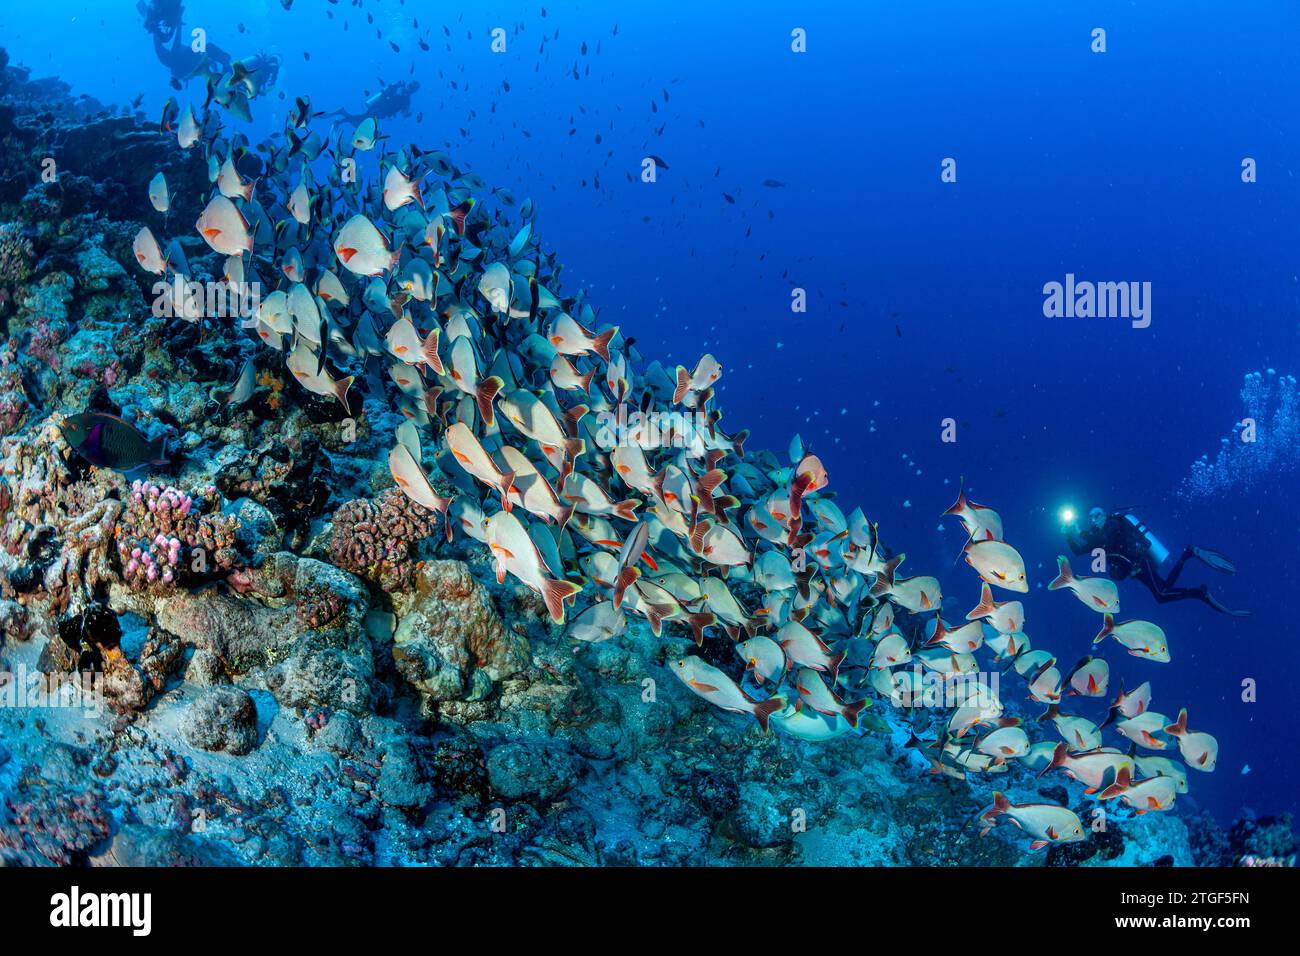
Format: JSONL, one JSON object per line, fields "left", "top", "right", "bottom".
{"left": 60, "top": 413, "right": 168, "bottom": 471}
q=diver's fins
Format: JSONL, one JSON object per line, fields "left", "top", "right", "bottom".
{"left": 1204, "top": 591, "right": 1250, "bottom": 618}
{"left": 1191, "top": 546, "right": 1237, "bottom": 574}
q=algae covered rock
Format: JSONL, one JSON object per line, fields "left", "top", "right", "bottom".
{"left": 266, "top": 638, "right": 375, "bottom": 716}
{"left": 101, "top": 824, "right": 243, "bottom": 867}
{"left": 180, "top": 686, "right": 259, "bottom": 756}
{"left": 375, "top": 738, "right": 432, "bottom": 809}
{"left": 392, "top": 559, "right": 530, "bottom": 704}
{"left": 731, "top": 781, "right": 796, "bottom": 849}
{"left": 486, "top": 740, "right": 580, "bottom": 803}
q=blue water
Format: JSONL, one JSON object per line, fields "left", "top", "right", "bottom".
{"left": 2, "top": 0, "right": 1296, "bottom": 826}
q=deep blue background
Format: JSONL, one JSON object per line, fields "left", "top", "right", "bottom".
{"left": 2, "top": 0, "right": 1296, "bottom": 824}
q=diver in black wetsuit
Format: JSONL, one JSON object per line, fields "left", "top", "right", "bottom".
{"left": 137, "top": 0, "right": 181, "bottom": 43}
{"left": 329, "top": 80, "right": 421, "bottom": 123}
{"left": 138, "top": 0, "right": 232, "bottom": 89}
{"left": 1065, "top": 507, "right": 1248, "bottom": 616}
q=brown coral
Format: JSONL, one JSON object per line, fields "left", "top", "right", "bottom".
{"left": 328, "top": 488, "right": 441, "bottom": 590}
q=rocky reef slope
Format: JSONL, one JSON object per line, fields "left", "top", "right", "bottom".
{"left": 0, "top": 50, "right": 1245, "bottom": 867}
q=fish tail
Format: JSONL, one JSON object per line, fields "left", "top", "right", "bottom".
{"left": 1164, "top": 708, "right": 1189, "bottom": 737}
{"left": 1093, "top": 613, "right": 1115, "bottom": 645}
{"left": 1098, "top": 766, "right": 1133, "bottom": 800}
{"left": 334, "top": 375, "right": 356, "bottom": 416}
{"left": 563, "top": 403, "right": 589, "bottom": 438}
{"left": 564, "top": 437, "right": 586, "bottom": 463}
{"left": 612, "top": 498, "right": 640, "bottom": 522}
{"left": 645, "top": 603, "right": 672, "bottom": 637}
{"left": 498, "top": 470, "right": 516, "bottom": 512}
{"left": 590, "top": 327, "right": 616, "bottom": 362}
{"left": 686, "top": 611, "right": 715, "bottom": 647}
{"left": 555, "top": 503, "right": 575, "bottom": 532}
{"left": 1048, "top": 555, "right": 1073, "bottom": 590}
{"left": 869, "top": 564, "right": 895, "bottom": 598}
{"left": 449, "top": 197, "right": 475, "bottom": 235}
{"left": 753, "top": 694, "right": 786, "bottom": 735}
{"left": 611, "top": 565, "right": 640, "bottom": 610}
{"left": 687, "top": 517, "right": 710, "bottom": 555}
{"left": 828, "top": 650, "right": 847, "bottom": 684}
{"left": 672, "top": 365, "right": 690, "bottom": 404}
{"left": 149, "top": 434, "right": 170, "bottom": 466}
{"left": 942, "top": 479, "right": 968, "bottom": 517}
{"left": 1037, "top": 742, "right": 1069, "bottom": 779}
{"left": 475, "top": 375, "right": 503, "bottom": 427}
{"left": 985, "top": 791, "right": 1012, "bottom": 820}
{"left": 966, "top": 583, "right": 996, "bottom": 622}
{"left": 696, "top": 467, "right": 727, "bottom": 499}
{"left": 421, "top": 328, "right": 444, "bottom": 374}
{"left": 540, "top": 577, "right": 582, "bottom": 626}
{"left": 842, "top": 698, "right": 868, "bottom": 729}
{"left": 925, "top": 617, "right": 948, "bottom": 648}
{"left": 440, "top": 494, "right": 456, "bottom": 544}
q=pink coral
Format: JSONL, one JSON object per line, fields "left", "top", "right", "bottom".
{"left": 115, "top": 480, "right": 241, "bottom": 589}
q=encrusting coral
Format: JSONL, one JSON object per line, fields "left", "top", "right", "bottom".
{"left": 328, "top": 488, "right": 442, "bottom": 591}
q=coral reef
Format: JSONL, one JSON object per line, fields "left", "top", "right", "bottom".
{"left": 0, "top": 221, "right": 33, "bottom": 287}
{"left": 115, "top": 479, "right": 240, "bottom": 589}
{"left": 0, "top": 46, "right": 1229, "bottom": 870}
{"left": 328, "top": 488, "right": 441, "bottom": 590}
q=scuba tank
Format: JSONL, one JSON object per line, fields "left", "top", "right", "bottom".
{"left": 1121, "top": 513, "right": 1170, "bottom": 568}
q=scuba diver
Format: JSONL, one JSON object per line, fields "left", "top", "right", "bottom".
{"left": 329, "top": 79, "right": 420, "bottom": 124}
{"left": 138, "top": 0, "right": 233, "bottom": 89}
{"left": 1064, "top": 507, "right": 1248, "bottom": 617}
{"left": 229, "top": 51, "right": 282, "bottom": 98}
{"left": 137, "top": 0, "right": 181, "bottom": 44}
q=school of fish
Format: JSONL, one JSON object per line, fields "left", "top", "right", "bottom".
{"left": 131, "top": 77, "right": 1218, "bottom": 855}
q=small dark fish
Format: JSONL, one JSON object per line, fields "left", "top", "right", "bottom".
{"left": 762, "top": 179, "right": 785, "bottom": 188}
{"left": 722, "top": 192, "right": 735, "bottom": 204}
{"left": 61, "top": 413, "right": 168, "bottom": 471}
{"left": 647, "top": 154, "right": 669, "bottom": 170}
